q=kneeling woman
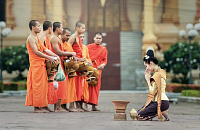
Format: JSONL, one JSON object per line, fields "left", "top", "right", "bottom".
{"left": 137, "top": 50, "right": 170, "bottom": 121}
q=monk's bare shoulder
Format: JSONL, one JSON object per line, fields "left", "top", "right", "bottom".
{"left": 51, "top": 35, "right": 59, "bottom": 44}
{"left": 38, "top": 35, "right": 44, "bottom": 43}
{"left": 68, "top": 34, "right": 76, "bottom": 45}
{"left": 27, "top": 36, "right": 35, "bottom": 45}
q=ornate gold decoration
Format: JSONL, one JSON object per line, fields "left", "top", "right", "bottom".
{"left": 195, "top": 0, "right": 200, "bottom": 24}
{"left": 80, "top": 0, "right": 131, "bottom": 32}
{"left": 162, "top": 0, "right": 179, "bottom": 25}
{"left": 142, "top": 32, "right": 157, "bottom": 44}
{"left": 6, "top": 0, "right": 15, "bottom": 29}
{"left": 142, "top": 32, "right": 158, "bottom": 57}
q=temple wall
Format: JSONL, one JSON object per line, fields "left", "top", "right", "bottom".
{"left": 127, "top": 0, "right": 142, "bottom": 31}
{"left": 65, "top": 0, "right": 81, "bottom": 31}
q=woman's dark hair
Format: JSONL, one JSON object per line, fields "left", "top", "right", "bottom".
{"left": 143, "top": 49, "right": 158, "bottom": 65}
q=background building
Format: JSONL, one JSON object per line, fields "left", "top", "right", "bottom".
{"left": 0, "top": 0, "right": 200, "bottom": 90}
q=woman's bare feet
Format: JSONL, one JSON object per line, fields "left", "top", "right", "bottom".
{"left": 162, "top": 110, "right": 170, "bottom": 121}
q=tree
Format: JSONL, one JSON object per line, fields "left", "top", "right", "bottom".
{"left": 159, "top": 41, "right": 200, "bottom": 84}
{"left": 1, "top": 44, "right": 29, "bottom": 81}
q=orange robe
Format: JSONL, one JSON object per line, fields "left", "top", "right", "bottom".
{"left": 25, "top": 37, "right": 48, "bottom": 107}
{"left": 82, "top": 45, "right": 91, "bottom": 102}
{"left": 50, "top": 37, "right": 67, "bottom": 100}
{"left": 44, "top": 37, "right": 58, "bottom": 105}
{"left": 87, "top": 43, "right": 108, "bottom": 105}
{"left": 61, "top": 42, "right": 77, "bottom": 104}
{"left": 72, "top": 37, "right": 84, "bottom": 101}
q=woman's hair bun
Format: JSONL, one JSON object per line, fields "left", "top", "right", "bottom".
{"left": 146, "top": 49, "right": 154, "bottom": 57}
{"left": 143, "top": 49, "right": 158, "bottom": 65}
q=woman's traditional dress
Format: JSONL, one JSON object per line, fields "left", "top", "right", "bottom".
{"left": 137, "top": 68, "right": 169, "bottom": 121}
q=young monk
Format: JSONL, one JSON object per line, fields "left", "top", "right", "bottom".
{"left": 25, "top": 20, "right": 58, "bottom": 113}
{"left": 87, "top": 32, "right": 108, "bottom": 111}
{"left": 80, "top": 33, "right": 91, "bottom": 112}
{"left": 61, "top": 28, "right": 78, "bottom": 112}
{"left": 51, "top": 22, "right": 76, "bottom": 112}
{"left": 38, "top": 21, "right": 58, "bottom": 111}
{"left": 68, "top": 21, "right": 86, "bottom": 112}
{"left": 137, "top": 50, "right": 170, "bottom": 121}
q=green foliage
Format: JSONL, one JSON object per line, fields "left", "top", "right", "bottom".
{"left": 0, "top": 44, "right": 29, "bottom": 81}
{"left": 181, "top": 90, "right": 200, "bottom": 97}
{"left": 3, "top": 82, "right": 27, "bottom": 91}
{"left": 3, "top": 83, "right": 18, "bottom": 90}
{"left": 159, "top": 41, "right": 200, "bottom": 84}
{"left": 0, "top": 81, "right": 3, "bottom": 93}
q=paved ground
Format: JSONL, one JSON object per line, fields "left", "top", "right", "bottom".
{"left": 0, "top": 91, "right": 200, "bottom": 130}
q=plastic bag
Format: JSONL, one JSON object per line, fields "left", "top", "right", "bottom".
{"left": 54, "top": 64, "right": 66, "bottom": 81}
{"left": 53, "top": 81, "right": 58, "bottom": 90}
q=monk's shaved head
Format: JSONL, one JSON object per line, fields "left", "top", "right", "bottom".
{"left": 94, "top": 32, "right": 102, "bottom": 37}
{"left": 53, "top": 22, "right": 61, "bottom": 32}
{"left": 63, "top": 28, "right": 71, "bottom": 34}
{"left": 43, "top": 21, "right": 52, "bottom": 31}
{"left": 29, "top": 20, "right": 38, "bottom": 30}
{"left": 75, "top": 21, "right": 84, "bottom": 28}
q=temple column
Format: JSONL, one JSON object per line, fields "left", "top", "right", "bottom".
{"left": 31, "top": 0, "right": 46, "bottom": 23}
{"left": 142, "top": 0, "right": 157, "bottom": 57}
{"left": 45, "top": 0, "right": 67, "bottom": 27}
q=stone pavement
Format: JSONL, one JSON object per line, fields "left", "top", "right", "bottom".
{"left": 0, "top": 91, "right": 200, "bottom": 130}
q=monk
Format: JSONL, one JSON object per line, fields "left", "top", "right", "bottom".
{"left": 25, "top": 20, "right": 58, "bottom": 113}
{"left": 80, "top": 33, "right": 92, "bottom": 112}
{"left": 61, "top": 28, "right": 78, "bottom": 112}
{"left": 38, "top": 21, "right": 59, "bottom": 111}
{"left": 87, "top": 32, "right": 108, "bottom": 111}
{"left": 51, "top": 22, "right": 76, "bottom": 112}
{"left": 68, "top": 21, "right": 86, "bottom": 112}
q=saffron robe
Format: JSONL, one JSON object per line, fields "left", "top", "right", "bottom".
{"left": 44, "top": 36, "right": 58, "bottom": 105}
{"left": 87, "top": 43, "right": 108, "bottom": 105}
{"left": 72, "top": 37, "right": 84, "bottom": 101}
{"left": 25, "top": 37, "right": 48, "bottom": 107}
{"left": 82, "top": 45, "right": 91, "bottom": 102}
{"left": 61, "top": 41, "right": 77, "bottom": 104}
{"left": 50, "top": 37, "right": 67, "bottom": 99}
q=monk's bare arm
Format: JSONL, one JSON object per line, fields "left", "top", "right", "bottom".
{"left": 28, "top": 37, "right": 55, "bottom": 62}
{"left": 51, "top": 37, "right": 76, "bottom": 57}
{"left": 44, "top": 49, "right": 58, "bottom": 57}
{"left": 68, "top": 35, "right": 76, "bottom": 45}
{"left": 98, "top": 49, "right": 108, "bottom": 70}
{"left": 38, "top": 35, "right": 45, "bottom": 45}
